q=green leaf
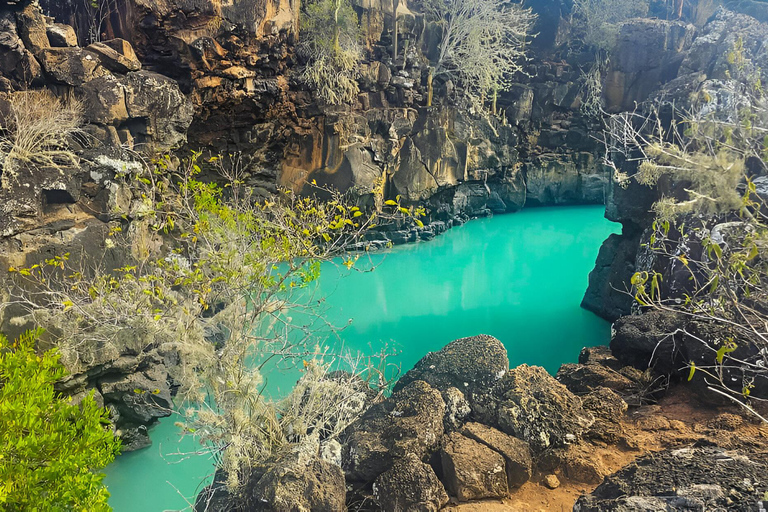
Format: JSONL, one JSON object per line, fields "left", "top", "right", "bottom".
{"left": 687, "top": 362, "right": 696, "bottom": 381}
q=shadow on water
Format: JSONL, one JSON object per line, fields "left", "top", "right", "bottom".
{"left": 103, "top": 204, "right": 619, "bottom": 511}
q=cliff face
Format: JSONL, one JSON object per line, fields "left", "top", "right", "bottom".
{"left": 34, "top": 0, "right": 611, "bottom": 223}
{"left": 582, "top": 5, "right": 768, "bottom": 322}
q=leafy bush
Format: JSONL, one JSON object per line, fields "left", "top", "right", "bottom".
{"left": 298, "top": 0, "right": 362, "bottom": 105}
{"left": 0, "top": 329, "right": 120, "bottom": 510}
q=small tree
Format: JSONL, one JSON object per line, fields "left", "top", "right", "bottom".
{"left": 4, "top": 152, "right": 423, "bottom": 497}
{"left": 571, "top": 0, "right": 650, "bottom": 53}
{"left": 0, "top": 329, "right": 120, "bottom": 510}
{"left": 423, "top": 0, "right": 535, "bottom": 111}
{"left": 298, "top": 0, "right": 363, "bottom": 105}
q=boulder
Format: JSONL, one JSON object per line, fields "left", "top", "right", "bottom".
{"left": 121, "top": 70, "right": 194, "bottom": 149}
{"left": 394, "top": 334, "right": 509, "bottom": 404}
{"left": 76, "top": 75, "right": 129, "bottom": 125}
{"left": 574, "top": 446, "right": 768, "bottom": 511}
{"left": 46, "top": 23, "right": 78, "bottom": 47}
{"left": 461, "top": 422, "right": 532, "bottom": 488}
{"left": 86, "top": 39, "right": 141, "bottom": 74}
{"left": 39, "top": 47, "right": 107, "bottom": 86}
{"left": 342, "top": 380, "right": 445, "bottom": 482}
{"left": 0, "top": 12, "right": 43, "bottom": 87}
{"left": 98, "top": 364, "right": 173, "bottom": 425}
{"left": 556, "top": 362, "right": 637, "bottom": 395}
{"left": 443, "top": 386, "right": 471, "bottom": 431}
{"left": 440, "top": 432, "right": 509, "bottom": 501}
{"left": 582, "top": 387, "right": 628, "bottom": 444}
{"left": 373, "top": 453, "right": 449, "bottom": 512}
{"left": 246, "top": 451, "right": 346, "bottom": 512}
{"left": 610, "top": 310, "right": 686, "bottom": 374}
{"left": 15, "top": 2, "right": 49, "bottom": 55}
{"left": 578, "top": 345, "right": 623, "bottom": 370}
{"left": 477, "top": 365, "right": 594, "bottom": 453}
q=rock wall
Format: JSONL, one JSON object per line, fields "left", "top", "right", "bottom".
{"left": 582, "top": 6, "right": 768, "bottom": 321}
{"left": 33, "top": 0, "right": 612, "bottom": 222}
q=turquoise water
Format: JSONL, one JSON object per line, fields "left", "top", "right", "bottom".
{"left": 104, "top": 205, "right": 618, "bottom": 511}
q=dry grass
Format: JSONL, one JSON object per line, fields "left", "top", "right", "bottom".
{"left": 0, "top": 90, "right": 82, "bottom": 188}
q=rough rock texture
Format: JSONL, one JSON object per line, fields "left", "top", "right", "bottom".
{"left": 584, "top": 6, "right": 768, "bottom": 325}
{"left": 373, "top": 453, "right": 449, "bottom": 512}
{"left": 246, "top": 451, "right": 346, "bottom": 512}
{"left": 342, "top": 380, "right": 445, "bottom": 483}
{"left": 394, "top": 334, "right": 508, "bottom": 404}
{"left": 460, "top": 422, "right": 533, "bottom": 488}
{"left": 440, "top": 432, "right": 509, "bottom": 502}
{"left": 556, "top": 361, "right": 637, "bottom": 395}
{"left": 574, "top": 446, "right": 768, "bottom": 511}
{"left": 611, "top": 311, "right": 687, "bottom": 375}
{"left": 475, "top": 364, "right": 594, "bottom": 453}
{"left": 603, "top": 19, "right": 696, "bottom": 112}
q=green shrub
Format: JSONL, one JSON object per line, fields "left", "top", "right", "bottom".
{"left": 0, "top": 329, "right": 120, "bottom": 510}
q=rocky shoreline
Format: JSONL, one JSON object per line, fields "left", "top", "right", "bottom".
{"left": 194, "top": 335, "right": 768, "bottom": 511}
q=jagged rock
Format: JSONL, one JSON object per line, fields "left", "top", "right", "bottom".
{"left": 440, "top": 432, "right": 508, "bottom": 501}
{"left": 581, "top": 231, "right": 643, "bottom": 322}
{"left": 121, "top": 70, "right": 194, "bottom": 150}
{"left": 610, "top": 310, "right": 686, "bottom": 374}
{"left": 246, "top": 450, "right": 346, "bottom": 512}
{"left": 679, "top": 7, "right": 768, "bottom": 87}
{"left": 115, "top": 423, "right": 151, "bottom": 452}
{"left": 342, "top": 380, "right": 445, "bottom": 482}
{"left": 39, "top": 47, "right": 107, "bottom": 86}
{"left": 476, "top": 365, "right": 594, "bottom": 453}
{"left": 556, "top": 362, "right": 637, "bottom": 395}
{"left": 373, "top": 453, "right": 449, "bottom": 512}
{"left": 578, "top": 345, "right": 623, "bottom": 370}
{"left": 560, "top": 444, "right": 608, "bottom": 485}
{"left": 582, "top": 388, "right": 628, "bottom": 444}
{"left": 86, "top": 39, "right": 141, "bottom": 74}
{"left": 0, "top": 12, "right": 44, "bottom": 87}
{"left": 461, "top": 422, "right": 532, "bottom": 488}
{"left": 15, "top": 2, "right": 50, "bottom": 56}
{"left": 46, "top": 23, "right": 77, "bottom": 47}
{"left": 394, "top": 334, "right": 508, "bottom": 404}
{"left": 525, "top": 152, "right": 608, "bottom": 206}
{"left": 194, "top": 471, "right": 237, "bottom": 512}
{"left": 603, "top": 19, "right": 696, "bottom": 112}
{"left": 98, "top": 364, "right": 173, "bottom": 425}
{"left": 76, "top": 75, "right": 129, "bottom": 125}
{"left": 443, "top": 386, "right": 471, "bottom": 431}
{"left": 392, "top": 111, "right": 461, "bottom": 202}
{"left": 574, "top": 446, "right": 768, "bottom": 511}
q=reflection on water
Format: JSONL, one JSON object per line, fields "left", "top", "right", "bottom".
{"left": 104, "top": 205, "right": 619, "bottom": 511}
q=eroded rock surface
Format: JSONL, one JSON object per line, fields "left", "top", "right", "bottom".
{"left": 342, "top": 380, "right": 445, "bottom": 483}
{"left": 575, "top": 446, "right": 768, "bottom": 511}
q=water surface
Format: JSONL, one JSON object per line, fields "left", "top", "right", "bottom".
{"left": 104, "top": 205, "right": 618, "bottom": 511}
